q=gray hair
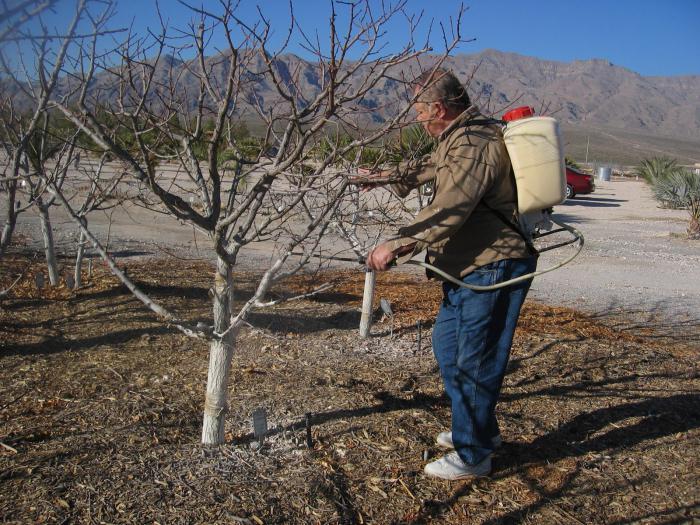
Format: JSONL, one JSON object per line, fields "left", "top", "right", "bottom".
{"left": 411, "top": 68, "right": 471, "bottom": 112}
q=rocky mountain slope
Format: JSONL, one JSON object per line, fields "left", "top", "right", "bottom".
{"left": 6, "top": 49, "right": 699, "bottom": 142}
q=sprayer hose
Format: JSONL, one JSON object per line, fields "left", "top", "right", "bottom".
{"left": 406, "top": 217, "right": 584, "bottom": 291}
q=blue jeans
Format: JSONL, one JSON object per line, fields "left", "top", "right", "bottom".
{"left": 432, "top": 256, "right": 537, "bottom": 465}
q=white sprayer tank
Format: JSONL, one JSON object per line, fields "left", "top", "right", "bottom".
{"left": 503, "top": 112, "right": 566, "bottom": 213}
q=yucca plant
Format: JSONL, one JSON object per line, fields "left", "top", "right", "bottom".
{"left": 634, "top": 156, "right": 678, "bottom": 184}
{"left": 387, "top": 124, "right": 437, "bottom": 164}
{"left": 651, "top": 168, "right": 700, "bottom": 239}
{"left": 636, "top": 156, "right": 682, "bottom": 209}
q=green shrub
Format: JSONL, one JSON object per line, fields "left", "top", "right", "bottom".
{"left": 565, "top": 157, "right": 581, "bottom": 170}
{"left": 636, "top": 156, "right": 700, "bottom": 239}
{"left": 311, "top": 134, "right": 355, "bottom": 164}
{"left": 387, "top": 125, "right": 436, "bottom": 164}
{"left": 634, "top": 157, "right": 678, "bottom": 184}
{"left": 651, "top": 168, "right": 700, "bottom": 239}
{"left": 357, "top": 146, "right": 383, "bottom": 167}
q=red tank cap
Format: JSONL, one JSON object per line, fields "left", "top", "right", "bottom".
{"left": 503, "top": 106, "right": 535, "bottom": 122}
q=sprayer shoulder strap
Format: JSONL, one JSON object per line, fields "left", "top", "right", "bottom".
{"left": 463, "top": 118, "right": 506, "bottom": 128}
{"left": 481, "top": 201, "right": 538, "bottom": 255}
{"left": 449, "top": 117, "right": 505, "bottom": 138}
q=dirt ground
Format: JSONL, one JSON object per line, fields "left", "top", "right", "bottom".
{"left": 1, "top": 252, "right": 699, "bottom": 524}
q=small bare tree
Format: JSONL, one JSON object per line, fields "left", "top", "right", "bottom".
{"left": 69, "top": 152, "right": 127, "bottom": 287}
{"left": 41, "top": 0, "right": 466, "bottom": 445}
{"left": 0, "top": 1, "right": 94, "bottom": 280}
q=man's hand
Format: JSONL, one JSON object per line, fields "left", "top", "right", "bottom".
{"left": 349, "top": 168, "right": 393, "bottom": 192}
{"left": 366, "top": 243, "right": 397, "bottom": 271}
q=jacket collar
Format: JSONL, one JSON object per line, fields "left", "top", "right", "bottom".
{"left": 438, "top": 105, "right": 482, "bottom": 142}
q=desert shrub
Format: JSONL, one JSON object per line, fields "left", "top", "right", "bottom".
{"left": 233, "top": 137, "right": 263, "bottom": 161}
{"left": 638, "top": 157, "right": 685, "bottom": 209}
{"left": 387, "top": 124, "right": 436, "bottom": 164}
{"left": 637, "top": 157, "right": 700, "bottom": 239}
{"left": 357, "top": 146, "right": 383, "bottom": 166}
{"left": 634, "top": 157, "right": 678, "bottom": 185}
{"left": 311, "top": 134, "right": 355, "bottom": 164}
{"left": 652, "top": 168, "right": 700, "bottom": 239}
{"left": 565, "top": 157, "right": 581, "bottom": 170}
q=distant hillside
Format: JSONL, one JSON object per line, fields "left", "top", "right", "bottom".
{"left": 5, "top": 49, "right": 699, "bottom": 163}
{"left": 448, "top": 50, "right": 700, "bottom": 142}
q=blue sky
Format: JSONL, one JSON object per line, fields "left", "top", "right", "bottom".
{"left": 15, "top": 0, "right": 700, "bottom": 76}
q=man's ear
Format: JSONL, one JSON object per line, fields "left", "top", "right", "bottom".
{"left": 433, "top": 101, "right": 448, "bottom": 119}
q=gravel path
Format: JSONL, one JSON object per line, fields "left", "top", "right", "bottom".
{"left": 6, "top": 177, "right": 699, "bottom": 332}
{"left": 528, "top": 179, "right": 700, "bottom": 330}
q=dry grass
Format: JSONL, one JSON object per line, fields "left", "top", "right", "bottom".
{"left": 1, "top": 253, "right": 699, "bottom": 524}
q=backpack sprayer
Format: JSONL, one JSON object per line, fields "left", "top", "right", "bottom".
{"left": 408, "top": 106, "right": 584, "bottom": 291}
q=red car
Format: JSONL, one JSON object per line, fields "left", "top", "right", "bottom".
{"left": 566, "top": 167, "right": 595, "bottom": 199}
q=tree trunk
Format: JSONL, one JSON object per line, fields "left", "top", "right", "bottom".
{"left": 0, "top": 220, "right": 15, "bottom": 258}
{"left": 0, "top": 183, "right": 17, "bottom": 258}
{"left": 359, "top": 269, "right": 375, "bottom": 338}
{"left": 37, "top": 202, "right": 60, "bottom": 285}
{"left": 74, "top": 218, "right": 87, "bottom": 288}
{"left": 201, "top": 256, "right": 237, "bottom": 445}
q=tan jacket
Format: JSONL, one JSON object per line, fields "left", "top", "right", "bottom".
{"left": 387, "top": 105, "right": 532, "bottom": 279}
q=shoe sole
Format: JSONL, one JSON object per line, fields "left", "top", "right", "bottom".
{"left": 424, "top": 468, "right": 491, "bottom": 481}
{"left": 424, "top": 456, "right": 492, "bottom": 480}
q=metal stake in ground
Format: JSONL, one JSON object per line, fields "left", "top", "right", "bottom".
{"left": 305, "top": 413, "right": 313, "bottom": 449}
{"left": 417, "top": 320, "right": 422, "bottom": 354}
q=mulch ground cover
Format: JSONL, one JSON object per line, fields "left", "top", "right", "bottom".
{"left": 1, "top": 253, "right": 698, "bottom": 524}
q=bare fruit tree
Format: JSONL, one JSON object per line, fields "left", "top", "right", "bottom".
{"left": 0, "top": 0, "right": 75, "bottom": 260}
{"left": 0, "top": 0, "right": 124, "bottom": 296}
{"left": 42, "top": 0, "right": 466, "bottom": 445}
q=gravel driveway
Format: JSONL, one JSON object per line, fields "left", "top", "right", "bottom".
{"left": 6, "top": 176, "right": 699, "bottom": 332}
{"left": 528, "top": 179, "right": 699, "bottom": 332}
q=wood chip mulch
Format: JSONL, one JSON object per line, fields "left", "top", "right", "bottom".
{"left": 1, "top": 253, "right": 699, "bottom": 524}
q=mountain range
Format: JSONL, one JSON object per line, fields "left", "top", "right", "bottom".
{"left": 6, "top": 49, "right": 699, "bottom": 163}
{"left": 448, "top": 50, "right": 700, "bottom": 141}
{"left": 209, "top": 49, "right": 700, "bottom": 142}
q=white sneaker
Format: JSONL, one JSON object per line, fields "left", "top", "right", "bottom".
{"left": 436, "top": 431, "right": 502, "bottom": 450}
{"left": 424, "top": 451, "right": 491, "bottom": 480}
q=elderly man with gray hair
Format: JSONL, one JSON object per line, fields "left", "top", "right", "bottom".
{"left": 358, "top": 68, "right": 538, "bottom": 480}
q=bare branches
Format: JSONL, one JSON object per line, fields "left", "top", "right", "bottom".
{"left": 0, "top": 0, "right": 54, "bottom": 43}
{"left": 44, "top": 176, "right": 210, "bottom": 339}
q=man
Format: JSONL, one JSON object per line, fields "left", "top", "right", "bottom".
{"left": 359, "top": 68, "right": 537, "bottom": 480}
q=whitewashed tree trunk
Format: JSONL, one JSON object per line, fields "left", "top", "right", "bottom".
{"left": 359, "top": 269, "right": 376, "bottom": 338}
{"left": 74, "top": 218, "right": 87, "bottom": 288}
{"left": 37, "top": 202, "right": 59, "bottom": 285}
{"left": 201, "top": 256, "right": 237, "bottom": 445}
{"left": 0, "top": 220, "right": 14, "bottom": 257}
{"left": 0, "top": 183, "right": 18, "bottom": 258}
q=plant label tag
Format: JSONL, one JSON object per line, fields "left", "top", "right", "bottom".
{"left": 252, "top": 408, "right": 267, "bottom": 445}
